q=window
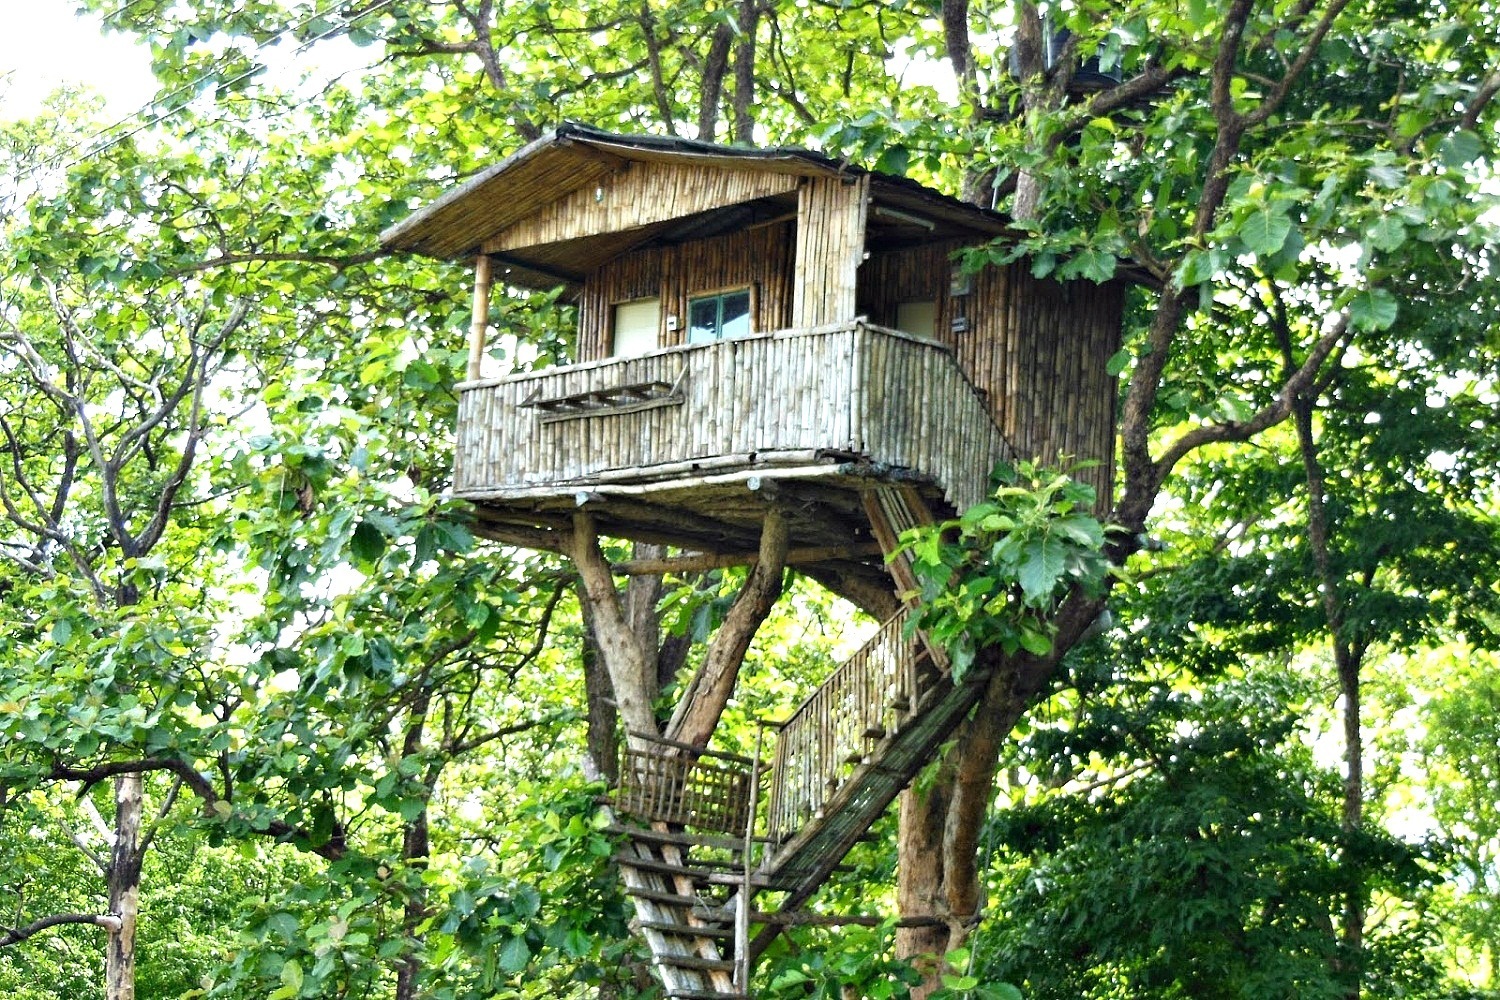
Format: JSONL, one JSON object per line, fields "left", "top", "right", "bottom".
{"left": 687, "top": 289, "right": 751, "bottom": 343}
{"left": 612, "top": 298, "right": 660, "bottom": 356}
{"left": 895, "top": 301, "right": 937, "bottom": 339}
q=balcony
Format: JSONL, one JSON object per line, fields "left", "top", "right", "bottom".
{"left": 455, "top": 321, "right": 1010, "bottom": 555}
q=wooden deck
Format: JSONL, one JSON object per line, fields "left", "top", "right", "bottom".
{"left": 455, "top": 321, "right": 1013, "bottom": 555}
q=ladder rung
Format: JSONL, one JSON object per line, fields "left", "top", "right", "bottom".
{"left": 623, "top": 885, "right": 721, "bottom": 910}
{"left": 608, "top": 824, "right": 749, "bottom": 853}
{"left": 656, "top": 953, "right": 736, "bottom": 973}
{"left": 638, "top": 919, "right": 733, "bottom": 939}
{"left": 615, "top": 854, "right": 737, "bottom": 878}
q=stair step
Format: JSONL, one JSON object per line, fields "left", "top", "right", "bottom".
{"left": 615, "top": 853, "right": 740, "bottom": 878}
{"left": 638, "top": 919, "right": 734, "bottom": 939}
{"left": 656, "top": 952, "right": 736, "bottom": 973}
{"left": 608, "top": 824, "right": 751, "bottom": 853}
{"left": 623, "top": 885, "right": 732, "bottom": 916}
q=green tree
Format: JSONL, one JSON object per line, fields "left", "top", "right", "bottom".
{"left": 2, "top": 1, "right": 1498, "bottom": 997}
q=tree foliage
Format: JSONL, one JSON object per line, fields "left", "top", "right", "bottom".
{"left": 0, "top": 0, "right": 1497, "bottom": 996}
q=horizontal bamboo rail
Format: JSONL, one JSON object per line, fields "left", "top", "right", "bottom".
{"left": 454, "top": 321, "right": 1011, "bottom": 514}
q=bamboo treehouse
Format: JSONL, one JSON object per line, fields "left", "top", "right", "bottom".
{"left": 382, "top": 124, "right": 1123, "bottom": 998}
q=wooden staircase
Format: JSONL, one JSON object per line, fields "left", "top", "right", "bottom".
{"left": 610, "top": 486, "right": 995, "bottom": 997}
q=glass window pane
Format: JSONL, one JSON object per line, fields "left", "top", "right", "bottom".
{"left": 688, "top": 298, "right": 720, "bottom": 343}
{"left": 719, "top": 290, "right": 751, "bottom": 340}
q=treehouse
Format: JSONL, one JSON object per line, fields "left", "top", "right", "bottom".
{"left": 382, "top": 124, "right": 1123, "bottom": 999}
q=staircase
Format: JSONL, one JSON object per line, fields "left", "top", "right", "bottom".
{"left": 610, "top": 486, "right": 996, "bottom": 997}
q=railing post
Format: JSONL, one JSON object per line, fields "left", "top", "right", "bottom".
{"left": 737, "top": 726, "right": 766, "bottom": 992}
{"left": 468, "top": 253, "right": 493, "bottom": 382}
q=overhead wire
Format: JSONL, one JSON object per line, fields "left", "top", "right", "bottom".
{"left": 17, "top": 0, "right": 395, "bottom": 182}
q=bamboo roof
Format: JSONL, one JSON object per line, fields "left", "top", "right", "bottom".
{"left": 379, "top": 123, "right": 1017, "bottom": 291}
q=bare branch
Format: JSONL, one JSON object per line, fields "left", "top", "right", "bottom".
{"left": 1152, "top": 312, "right": 1352, "bottom": 479}
{"left": 0, "top": 912, "right": 121, "bottom": 948}
{"left": 130, "top": 301, "right": 251, "bottom": 556}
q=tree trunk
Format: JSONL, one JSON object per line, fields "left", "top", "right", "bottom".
{"left": 395, "top": 694, "right": 433, "bottom": 1000}
{"left": 105, "top": 773, "right": 144, "bottom": 1000}
{"left": 896, "top": 773, "right": 954, "bottom": 999}
{"left": 894, "top": 597, "right": 1104, "bottom": 995}
{"left": 731, "top": 0, "right": 760, "bottom": 144}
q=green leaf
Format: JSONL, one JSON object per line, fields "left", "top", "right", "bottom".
{"left": 1238, "top": 207, "right": 1293, "bottom": 256}
{"left": 1348, "top": 287, "right": 1398, "bottom": 331}
{"left": 1018, "top": 626, "right": 1054, "bottom": 656}
{"left": 1439, "top": 129, "right": 1483, "bottom": 169}
{"left": 281, "top": 959, "right": 304, "bottom": 994}
{"left": 1018, "top": 535, "right": 1067, "bottom": 603}
{"left": 1368, "top": 214, "right": 1406, "bottom": 252}
{"left": 498, "top": 933, "right": 531, "bottom": 972}
{"left": 350, "top": 520, "right": 387, "bottom": 563}
{"left": 1105, "top": 348, "right": 1131, "bottom": 377}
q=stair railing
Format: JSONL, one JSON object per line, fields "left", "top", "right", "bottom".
{"left": 764, "top": 607, "right": 931, "bottom": 844}
{"left": 616, "top": 733, "right": 758, "bottom": 837}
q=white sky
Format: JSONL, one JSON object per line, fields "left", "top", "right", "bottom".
{"left": 0, "top": 2, "right": 157, "bottom": 120}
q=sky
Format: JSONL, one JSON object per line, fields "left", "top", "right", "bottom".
{"left": 0, "top": 1, "right": 157, "bottom": 120}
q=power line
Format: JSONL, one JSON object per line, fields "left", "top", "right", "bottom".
{"left": 18, "top": 0, "right": 393, "bottom": 183}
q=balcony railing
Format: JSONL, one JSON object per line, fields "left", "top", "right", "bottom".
{"left": 454, "top": 320, "right": 1010, "bottom": 514}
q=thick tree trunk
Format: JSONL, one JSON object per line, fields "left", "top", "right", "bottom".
{"left": 731, "top": 0, "right": 760, "bottom": 144}
{"left": 666, "top": 510, "right": 788, "bottom": 747}
{"left": 571, "top": 513, "right": 661, "bottom": 742}
{"left": 105, "top": 773, "right": 143, "bottom": 1000}
{"left": 896, "top": 773, "right": 954, "bottom": 999}
{"left": 894, "top": 597, "right": 1104, "bottom": 995}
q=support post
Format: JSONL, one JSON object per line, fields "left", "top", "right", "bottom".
{"left": 467, "top": 253, "right": 493, "bottom": 382}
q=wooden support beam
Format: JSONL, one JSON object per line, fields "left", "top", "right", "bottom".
{"left": 610, "top": 542, "right": 882, "bottom": 576}
{"left": 467, "top": 253, "right": 493, "bottom": 382}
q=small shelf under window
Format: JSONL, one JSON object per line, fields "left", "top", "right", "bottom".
{"left": 521, "top": 369, "right": 687, "bottom": 424}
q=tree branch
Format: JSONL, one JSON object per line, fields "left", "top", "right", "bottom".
{"left": 0, "top": 912, "right": 121, "bottom": 948}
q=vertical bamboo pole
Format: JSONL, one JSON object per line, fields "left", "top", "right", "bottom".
{"left": 468, "top": 253, "right": 493, "bottom": 382}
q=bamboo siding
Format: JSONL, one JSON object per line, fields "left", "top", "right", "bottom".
{"left": 792, "top": 176, "right": 869, "bottom": 328}
{"left": 862, "top": 244, "right": 1123, "bottom": 506}
{"left": 453, "top": 322, "right": 1010, "bottom": 514}
{"left": 964, "top": 267, "right": 1122, "bottom": 507}
{"left": 576, "top": 223, "right": 795, "bottom": 361}
{"left": 485, "top": 162, "right": 800, "bottom": 255}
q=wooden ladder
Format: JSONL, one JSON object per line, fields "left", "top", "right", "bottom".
{"left": 612, "top": 735, "right": 766, "bottom": 999}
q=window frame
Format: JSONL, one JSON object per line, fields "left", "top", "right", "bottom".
{"left": 685, "top": 285, "right": 755, "bottom": 344}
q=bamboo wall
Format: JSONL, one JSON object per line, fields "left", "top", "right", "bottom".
{"left": 860, "top": 243, "right": 1123, "bottom": 505}
{"left": 576, "top": 224, "right": 795, "bottom": 361}
{"left": 792, "top": 176, "right": 869, "bottom": 328}
{"left": 453, "top": 322, "right": 1009, "bottom": 514}
{"left": 485, "top": 161, "right": 800, "bottom": 253}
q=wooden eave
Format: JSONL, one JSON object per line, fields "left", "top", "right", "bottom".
{"left": 378, "top": 123, "right": 1022, "bottom": 291}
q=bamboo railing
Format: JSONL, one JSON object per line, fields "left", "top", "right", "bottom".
{"left": 764, "top": 608, "right": 932, "bottom": 844}
{"left": 453, "top": 321, "right": 1011, "bottom": 514}
{"left": 616, "top": 741, "right": 757, "bottom": 837}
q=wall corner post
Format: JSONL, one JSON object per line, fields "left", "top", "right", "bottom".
{"left": 468, "top": 252, "right": 493, "bottom": 382}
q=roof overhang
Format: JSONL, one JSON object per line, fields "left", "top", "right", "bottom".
{"left": 379, "top": 123, "right": 1018, "bottom": 291}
